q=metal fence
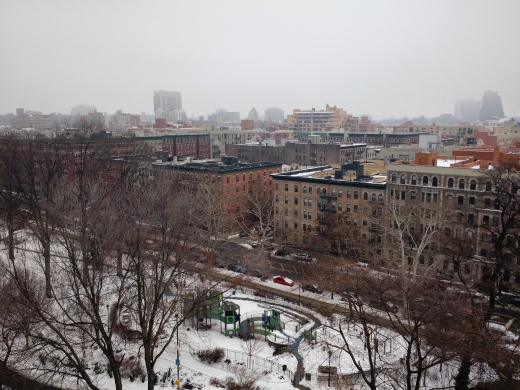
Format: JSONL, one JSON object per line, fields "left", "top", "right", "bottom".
{"left": 188, "top": 344, "right": 292, "bottom": 379}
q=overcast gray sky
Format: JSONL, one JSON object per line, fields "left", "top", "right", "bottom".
{"left": 1, "top": 0, "right": 519, "bottom": 120}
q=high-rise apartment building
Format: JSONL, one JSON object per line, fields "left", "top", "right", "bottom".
{"left": 154, "top": 90, "right": 182, "bottom": 113}
{"left": 455, "top": 100, "right": 481, "bottom": 122}
{"left": 265, "top": 107, "right": 285, "bottom": 122}
{"left": 479, "top": 91, "right": 504, "bottom": 121}
{"left": 283, "top": 105, "right": 350, "bottom": 132}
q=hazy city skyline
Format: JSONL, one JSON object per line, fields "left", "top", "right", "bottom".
{"left": 1, "top": 0, "right": 519, "bottom": 120}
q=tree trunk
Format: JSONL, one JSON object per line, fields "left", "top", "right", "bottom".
{"left": 117, "top": 251, "right": 122, "bottom": 277}
{"left": 43, "top": 239, "right": 52, "bottom": 298}
{"left": 454, "top": 354, "right": 471, "bottom": 390}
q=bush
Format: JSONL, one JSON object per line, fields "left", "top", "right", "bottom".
{"left": 197, "top": 348, "right": 225, "bottom": 364}
{"left": 210, "top": 378, "right": 226, "bottom": 388}
{"left": 182, "top": 379, "right": 194, "bottom": 389}
{"left": 119, "top": 356, "right": 144, "bottom": 377}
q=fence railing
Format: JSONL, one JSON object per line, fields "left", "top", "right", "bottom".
{"left": 188, "top": 344, "right": 292, "bottom": 379}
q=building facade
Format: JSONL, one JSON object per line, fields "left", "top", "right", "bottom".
{"left": 283, "top": 105, "right": 350, "bottom": 132}
{"left": 271, "top": 166, "right": 386, "bottom": 251}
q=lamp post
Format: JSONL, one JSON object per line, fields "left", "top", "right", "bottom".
{"left": 106, "top": 304, "right": 110, "bottom": 333}
{"left": 328, "top": 349, "right": 332, "bottom": 387}
{"left": 298, "top": 284, "right": 301, "bottom": 307}
{"left": 175, "top": 313, "right": 180, "bottom": 389}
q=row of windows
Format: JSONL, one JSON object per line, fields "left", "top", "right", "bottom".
{"left": 390, "top": 173, "right": 495, "bottom": 191}
{"left": 280, "top": 182, "right": 385, "bottom": 201}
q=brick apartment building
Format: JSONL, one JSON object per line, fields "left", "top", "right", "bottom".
{"left": 271, "top": 166, "right": 385, "bottom": 251}
{"left": 387, "top": 147, "right": 520, "bottom": 294}
{"left": 153, "top": 157, "right": 282, "bottom": 228}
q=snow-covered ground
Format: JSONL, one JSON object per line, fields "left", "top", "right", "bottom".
{"left": 2, "top": 230, "right": 517, "bottom": 389}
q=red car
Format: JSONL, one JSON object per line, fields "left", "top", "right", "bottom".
{"left": 272, "top": 275, "right": 294, "bottom": 287}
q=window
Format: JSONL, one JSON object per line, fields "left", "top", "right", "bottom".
{"left": 411, "top": 191, "right": 416, "bottom": 200}
{"left": 303, "top": 186, "right": 307, "bottom": 193}
{"left": 411, "top": 175, "right": 417, "bottom": 185}
{"left": 378, "top": 194, "right": 383, "bottom": 202}
{"left": 458, "top": 196, "right": 464, "bottom": 206}
{"left": 347, "top": 203, "right": 351, "bottom": 212}
{"left": 372, "top": 193, "right": 376, "bottom": 201}
{"left": 354, "top": 205, "right": 358, "bottom": 212}
{"left": 347, "top": 190, "right": 351, "bottom": 198}
{"left": 467, "top": 230, "right": 473, "bottom": 239}
{"left": 363, "top": 192, "right": 368, "bottom": 200}
{"left": 322, "top": 188, "right": 327, "bottom": 196}
{"left": 354, "top": 191, "right": 359, "bottom": 199}
{"left": 294, "top": 222, "right": 298, "bottom": 229}
{"left": 423, "top": 176, "right": 429, "bottom": 185}
{"left": 332, "top": 188, "right": 336, "bottom": 196}
{"left": 227, "top": 176, "right": 230, "bottom": 184}
{"left": 331, "top": 202, "right": 336, "bottom": 210}
{"left": 400, "top": 174, "right": 406, "bottom": 184}
{"left": 304, "top": 198, "right": 308, "bottom": 206}
{"left": 285, "top": 183, "right": 288, "bottom": 191}
{"left": 236, "top": 174, "right": 239, "bottom": 182}
{"left": 275, "top": 206, "right": 279, "bottom": 214}
{"left": 492, "top": 216, "right": 499, "bottom": 227}
{"left": 308, "top": 212, "right": 312, "bottom": 219}
{"left": 485, "top": 181, "right": 492, "bottom": 192}
{"left": 353, "top": 218, "right": 358, "bottom": 226}
{"left": 468, "top": 213, "right": 475, "bottom": 223}
{"left": 470, "top": 180, "right": 476, "bottom": 190}
{"left": 308, "top": 199, "right": 312, "bottom": 207}
{"left": 308, "top": 186, "right": 313, "bottom": 194}
{"left": 362, "top": 220, "right": 367, "bottom": 227}
{"left": 294, "top": 184, "right": 299, "bottom": 192}
{"left": 338, "top": 202, "right": 343, "bottom": 211}
{"left": 294, "top": 197, "right": 298, "bottom": 205}
{"left": 284, "top": 208, "right": 288, "bottom": 216}
{"left": 294, "top": 210, "right": 298, "bottom": 217}
{"left": 459, "top": 179, "right": 465, "bottom": 190}
{"left": 483, "top": 215, "right": 489, "bottom": 225}
{"left": 317, "top": 187, "right": 321, "bottom": 195}
{"left": 432, "top": 177, "right": 438, "bottom": 187}
{"left": 391, "top": 174, "right": 397, "bottom": 184}
{"left": 469, "top": 196, "right": 475, "bottom": 205}
{"left": 339, "top": 189, "right": 343, "bottom": 197}
{"left": 284, "top": 196, "right": 289, "bottom": 204}
{"left": 401, "top": 191, "right": 406, "bottom": 200}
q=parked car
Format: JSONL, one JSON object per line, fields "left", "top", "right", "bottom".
{"left": 228, "top": 263, "right": 247, "bottom": 273}
{"left": 274, "top": 250, "right": 287, "bottom": 257}
{"left": 341, "top": 292, "right": 363, "bottom": 306}
{"left": 250, "top": 269, "right": 268, "bottom": 280}
{"left": 302, "top": 284, "right": 323, "bottom": 294}
{"left": 369, "top": 299, "right": 399, "bottom": 313}
{"left": 458, "top": 289, "right": 485, "bottom": 299}
{"left": 272, "top": 275, "right": 295, "bottom": 287}
{"left": 216, "top": 258, "right": 228, "bottom": 268}
{"left": 294, "top": 253, "right": 313, "bottom": 262}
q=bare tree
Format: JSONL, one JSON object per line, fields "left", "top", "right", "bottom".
{"left": 119, "top": 178, "right": 230, "bottom": 390}
{"left": 0, "top": 137, "right": 25, "bottom": 262}
{"left": 240, "top": 334, "right": 263, "bottom": 369}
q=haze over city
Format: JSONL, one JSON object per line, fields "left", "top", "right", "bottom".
{"left": 1, "top": 0, "right": 519, "bottom": 120}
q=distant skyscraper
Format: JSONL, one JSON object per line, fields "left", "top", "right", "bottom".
{"left": 154, "top": 90, "right": 182, "bottom": 113}
{"left": 16, "top": 108, "right": 24, "bottom": 116}
{"left": 455, "top": 100, "right": 481, "bottom": 122}
{"left": 247, "top": 107, "right": 259, "bottom": 120}
{"left": 264, "top": 107, "right": 284, "bottom": 122}
{"left": 71, "top": 105, "right": 97, "bottom": 116}
{"left": 479, "top": 91, "right": 504, "bottom": 121}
